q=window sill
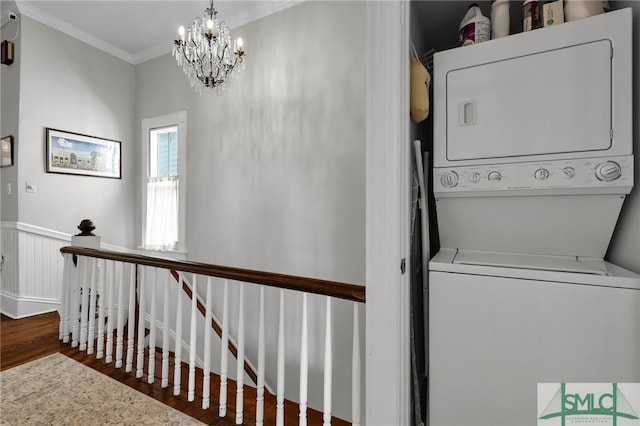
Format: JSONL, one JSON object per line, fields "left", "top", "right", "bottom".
{"left": 137, "top": 246, "right": 188, "bottom": 260}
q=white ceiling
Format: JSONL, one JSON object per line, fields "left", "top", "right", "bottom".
{"left": 6, "top": 0, "right": 302, "bottom": 64}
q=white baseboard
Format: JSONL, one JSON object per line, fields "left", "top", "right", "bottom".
{"left": 0, "top": 290, "right": 60, "bottom": 319}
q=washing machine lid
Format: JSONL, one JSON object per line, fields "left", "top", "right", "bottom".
{"left": 429, "top": 249, "right": 640, "bottom": 290}
{"left": 454, "top": 249, "right": 607, "bottom": 275}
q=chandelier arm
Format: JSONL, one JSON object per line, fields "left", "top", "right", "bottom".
{"left": 179, "top": 43, "right": 205, "bottom": 83}
{"left": 191, "top": 38, "right": 210, "bottom": 84}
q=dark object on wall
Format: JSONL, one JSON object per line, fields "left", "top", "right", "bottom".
{"left": 1, "top": 40, "right": 14, "bottom": 65}
{"left": 1, "top": 135, "right": 14, "bottom": 167}
{"left": 45, "top": 128, "right": 121, "bottom": 179}
{"left": 75, "top": 219, "right": 96, "bottom": 236}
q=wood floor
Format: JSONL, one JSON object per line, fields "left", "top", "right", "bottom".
{"left": 0, "top": 312, "right": 348, "bottom": 426}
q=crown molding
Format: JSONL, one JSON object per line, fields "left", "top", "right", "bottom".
{"left": 15, "top": 0, "right": 305, "bottom": 65}
{"left": 16, "top": 1, "right": 137, "bottom": 64}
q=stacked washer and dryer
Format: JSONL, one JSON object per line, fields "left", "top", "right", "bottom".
{"left": 428, "top": 8, "right": 639, "bottom": 426}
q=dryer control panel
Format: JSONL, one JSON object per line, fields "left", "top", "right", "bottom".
{"left": 433, "top": 155, "right": 634, "bottom": 196}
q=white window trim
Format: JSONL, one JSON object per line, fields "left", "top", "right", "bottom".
{"left": 140, "top": 111, "right": 187, "bottom": 254}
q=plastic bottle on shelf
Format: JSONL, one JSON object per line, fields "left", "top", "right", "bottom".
{"left": 522, "top": 0, "right": 540, "bottom": 32}
{"left": 564, "top": 0, "right": 604, "bottom": 22}
{"left": 459, "top": 3, "right": 491, "bottom": 46}
{"left": 491, "top": 0, "right": 510, "bottom": 39}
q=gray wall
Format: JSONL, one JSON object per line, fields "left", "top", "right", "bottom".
{"left": 136, "top": 1, "right": 366, "bottom": 420}
{"left": 136, "top": 1, "right": 366, "bottom": 284}
{"left": 8, "top": 16, "right": 135, "bottom": 246}
{"left": 1, "top": 1, "right": 21, "bottom": 222}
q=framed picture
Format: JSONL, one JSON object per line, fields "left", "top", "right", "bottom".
{"left": 1, "top": 135, "right": 13, "bottom": 167}
{"left": 45, "top": 128, "right": 121, "bottom": 179}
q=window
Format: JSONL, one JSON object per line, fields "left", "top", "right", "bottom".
{"left": 141, "top": 112, "right": 187, "bottom": 252}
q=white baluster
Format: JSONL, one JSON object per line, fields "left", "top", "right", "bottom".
{"left": 174, "top": 272, "right": 184, "bottom": 396}
{"left": 352, "top": 303, "right": 361, "bottom": 426}
{"left": 188, "top": 275, "right": 198, "bottom": 402}
{"left": 115, "top": 262, "right": 126, "bottom": 368}
{"left": 86, "top": 257, "right": 98, "bottom": 355}
{"left": 126, "top": 264, "right": 136, "bottom": 372}
{"left": 60, "top": 254, "right": 72, "bottom": 342}
{"left": 219, "top": 279, "right": 229, "bottom": 418}
{"left": 136, "top": 266, "right": 147, "bottom": 379}
{"left": 202, "top": 277, "right": 213, "bottom": 409}
{"left": 323, "top": 297, "right": 333, "bottom": 426}
{"left": 256, "top": 286, "right": 266, "bottom": 426}
{"left": 162, "top": 269, "right": 171, "bottom": 388}
{"left": 148, "top": 267, "right": 158, "bottom": 384}
{"left": 276, "top": 289, "right": 286, "bottom": 426}
{"left": 59, "top": 254, "right": 71, "bottom": 341}
{"left": 105, "top": 260, "right": 116, "bottom": 363}
{"left": 299, "top": 293, "right": 308, "bottom": 426}
{"left": 235, "top": 283, "right": 245, "bottom": 425}
{"left": 96, "top": 260, "right": 106, "bottom": 359}
{"left": 79, "top": 256, "right": 90, "bottom": 351}
{"left": 70, "top": 256, "right": 84, "bottom": 348}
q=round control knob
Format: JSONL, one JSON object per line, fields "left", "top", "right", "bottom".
{"left": 440, "top": 171, "right": 459, "bottom": 188}
{"left": 561, "top": 167, "right": 576, "bottom": 179}
{"left": 595, "top": 161, "right": 622, "bottom": 182}
{"left": 534, "top": 168, "right": 550, "bottom": 180}
{"left": 469, "top": 172, "right": 481, "bottom": 183}
{"left": 487, "top": 171, "right": 502, "bottom": 182}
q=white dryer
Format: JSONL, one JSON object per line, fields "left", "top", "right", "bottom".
{"left": 428, "top": 249, "right": 640, "bottom": 426}
{"left": 431, "top": 8, "right": 633, "bottom": 258}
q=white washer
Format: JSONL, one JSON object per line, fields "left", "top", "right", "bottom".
{"left": 428, "top": 249, "right": 640, "bottom": 426}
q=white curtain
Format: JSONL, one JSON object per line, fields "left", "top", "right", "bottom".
{"left": 144, "top": 176, "right": 179, "bottom": 251}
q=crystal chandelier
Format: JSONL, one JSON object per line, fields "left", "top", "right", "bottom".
{"left": 172, "top": 0, "right": 245, "bottom": 94}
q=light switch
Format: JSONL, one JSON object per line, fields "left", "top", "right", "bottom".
{"left": 26, "top": 182, "right": 36, "bottom": 193}
{"left": 6, "top": 183, "right": 11, "bottom": 195}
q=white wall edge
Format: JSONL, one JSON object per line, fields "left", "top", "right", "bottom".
{"left": 0, "top": 290, "right": 60, "bottom": 319}
{"left": 365, "top": 0, "right": 411, "bottom": 425}
{"left": 5, "top": 221, "right": 71, "bottom": 241}
{"left": 2, "top": 221, "right": 133, "bottom": 253}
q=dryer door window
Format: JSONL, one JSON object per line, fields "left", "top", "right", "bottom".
{"left": 445, "top": 39, "right": 612, "bottom": 161}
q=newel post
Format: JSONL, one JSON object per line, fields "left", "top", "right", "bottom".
{"left": 65, "top": 219, "right": 102, "bottom": 349}
{"left": 72, "top": 219, "right": 101, "bottom": 249}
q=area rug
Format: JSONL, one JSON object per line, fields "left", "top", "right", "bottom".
{"left": 0, "top": 353, "right": 205, "bottom": 425}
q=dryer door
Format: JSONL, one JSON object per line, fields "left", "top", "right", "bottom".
{"left": 446, "top": 39, "right": 611, "bottom": 161}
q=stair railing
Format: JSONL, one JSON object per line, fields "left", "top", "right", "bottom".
{"left": 59, "top": 246, "right": 365, "bottom": 425}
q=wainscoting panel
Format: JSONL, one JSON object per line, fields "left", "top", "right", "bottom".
{"left": 1, "top": 222, "right": 130, "bottom": 318}
{"left": 2, "top": 222, "right": 70, "bottom": 318}
{"left": 1, "top": 225, "right": 19, "bottom": 295}
{"left": 19, "top": 230, "right": 67, "bottom": 301}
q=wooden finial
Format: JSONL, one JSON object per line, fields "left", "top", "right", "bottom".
{"left": 76, "top": 219, "right": 96, "bottom": 236}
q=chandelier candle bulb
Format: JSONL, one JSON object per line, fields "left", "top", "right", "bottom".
{"left": 178, "top": 26, "right": 185, "bottom": 42}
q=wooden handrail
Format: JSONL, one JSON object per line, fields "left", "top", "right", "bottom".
{"left": 60, "top": 246, "right": 366, "bottom": 303}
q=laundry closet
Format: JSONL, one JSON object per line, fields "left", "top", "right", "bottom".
{"left": 408, "top": 2, "right": 640, "bottom": 425}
